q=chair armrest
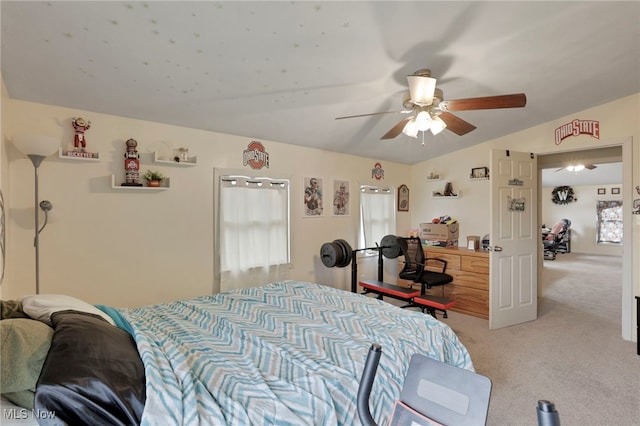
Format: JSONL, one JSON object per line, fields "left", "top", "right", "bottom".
{"left": 401, "top": 260, "right": 426, "bottom": 275}
{"left": 425, "top": 257, "right": 448, "bottom": 273}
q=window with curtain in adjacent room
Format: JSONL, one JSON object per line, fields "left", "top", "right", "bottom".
{"left": 218, "top": 175, "right": 291, "bottom": 292}
{"left": 359, "top": 185, "right": 396, "bottom": 253}
{"left": 596, "top": 200, "right": 623, "bottom": 244}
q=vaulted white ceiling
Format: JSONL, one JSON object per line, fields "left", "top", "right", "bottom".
{"left": 2, "top": 1, "right": 639, "bottom": 165}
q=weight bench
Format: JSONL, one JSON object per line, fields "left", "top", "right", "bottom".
{"left": 359, "top": 279, "right": 421, "bottom": 301}
{"left": 359, "top": 279, "right": 456, "bottom": 319}
{"left": 412, "top": 295, "right": 456, "bottom": 319}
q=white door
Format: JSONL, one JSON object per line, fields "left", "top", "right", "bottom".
{"left": 489, "top": 149, "right": 538, "bottom": 329}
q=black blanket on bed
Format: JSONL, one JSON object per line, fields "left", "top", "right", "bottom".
{"left": 34, "top": 310, "right": 146, "bottom": 426}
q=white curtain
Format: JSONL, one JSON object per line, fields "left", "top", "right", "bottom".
{"left": 359, "top": 185, "right": 396, "bottom": 251}
{"left": 219, "top": 176, "right": 290, "bottom": 292}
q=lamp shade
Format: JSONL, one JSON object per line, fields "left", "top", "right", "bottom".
{"left": 12, "top": 134, "right": 59, "bottom": 157}
{"left": 402, "top": 118, "right": 419, "bottom": 138}
{"left": 415, "top": 111, "right": 432, "bottom": 131}
{"left": 430, "top": 116, "right": 447, "bottom": 135}
{"left": 407, "top": 75, "right": 437, "bottom": 106}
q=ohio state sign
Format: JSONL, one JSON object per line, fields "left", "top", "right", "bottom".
{"left": 243, "top": 141, "right": 270, "bottom": 169}
{"left": 554, "top": 119, "right": 599, "bottom": 145}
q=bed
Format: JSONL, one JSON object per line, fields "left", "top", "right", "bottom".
{"left": 2, "top": 280, "right": 473, "bottom": 425}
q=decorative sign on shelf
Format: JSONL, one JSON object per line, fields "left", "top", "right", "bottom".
{"left": 551, "top": 186, "right": 576, "bottom": 205}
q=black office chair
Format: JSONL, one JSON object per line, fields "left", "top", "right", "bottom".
{"left": 398, "top": 237, "right": 453, "bottom": 295}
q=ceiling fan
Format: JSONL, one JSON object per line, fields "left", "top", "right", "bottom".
{"left": 555, "top": 163, "right": 598, "bottom": 172}
{"left": 335, "top": 69, "right": 527, "bottom": 139}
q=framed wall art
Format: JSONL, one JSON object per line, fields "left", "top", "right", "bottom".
{"left": 611, "top": 187, "right": 620, "bottom": 195}
{"left": 597, "top": 188, "right": 606, "bottom": 195}
{"left": 303, "top": 177, "right": 324, "bottom": 217}
{"left": 471, "top": 167, "right": 489, "bottom": 179}
{"left": 332, "top": 179, "right": 350, "bottom": 216}
{"left": 398, "top": 184, "right": 409, "bottom": 212}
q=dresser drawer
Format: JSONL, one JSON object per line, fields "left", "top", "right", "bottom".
{"left": 448, "top": 270, "right": 489, "bottom": 291}
{"left": 444, "top": 285, "right": 489, "bottom": 318}
{"left": 423, "top": 251, "right": 461, "bottom": 270}
{"left": 461, "top": 256, "right": 489, "bottom": 274}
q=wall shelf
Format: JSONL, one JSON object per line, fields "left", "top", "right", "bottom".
{"left": 59, "top": 148, "right": 100, "bottom": 162}
{"left": 426, "top": 178, "right": 443, "bottom": 182}
{"left": 154, "top": 151, "right": 197, "bottom": 166}
{"left": 432, "top": 191, "right": 461, "bottom": 198}
{"left": 469, "top": 177, "right": 490, "bottom": 181}
{"left": 110, "top": 175, "right": 170, "bottom": 190}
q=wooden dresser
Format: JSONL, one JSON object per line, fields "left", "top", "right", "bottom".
{"left": 399, "top": 246, "right": 489, "bottom": 319}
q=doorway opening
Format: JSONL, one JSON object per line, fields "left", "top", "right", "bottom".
{"left": 537, "top": 144, "right": 627, "bottom": 335}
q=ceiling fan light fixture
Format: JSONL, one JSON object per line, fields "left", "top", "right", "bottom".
{"left": 566, "top": 164, "right": 585, "bottom": 172}
{"left": 430, "top": 116, "right": 447, "bottom": 135}
{"left": 415, "top": 111, "right": 432, "bottom": 131}
{"left": 407, "top": 75, "right": 437, "bottom": 106}
{"left": 402, "top": 118, "right": 419, "bottom": 138}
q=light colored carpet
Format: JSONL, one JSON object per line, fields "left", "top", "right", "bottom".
{"left": 443, "top": 252, "right": 639, "bottom": 425}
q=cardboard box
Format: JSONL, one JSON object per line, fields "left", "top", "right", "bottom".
{"left": 419, "top": 222, "right": 459, "bottom": 240}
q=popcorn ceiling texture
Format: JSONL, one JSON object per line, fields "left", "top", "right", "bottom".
{"left": 1, "top": 1, "right": 639, "bottom": 165}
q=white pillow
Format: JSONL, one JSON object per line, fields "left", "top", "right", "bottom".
{"left": 20, "top": 294, "right": 115, "bottom": 326}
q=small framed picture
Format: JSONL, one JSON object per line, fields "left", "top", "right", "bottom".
{"left": 611, "top": 187, "right": 620, "bottom": 195}
{"left": 471, "top": 167, "right": 489, "bottom": 179}
{"left": 398, "top": 184, "right": 409, "bottom": 212}
{"left": 332, "top": 179, "right": 350, "bottom": 216}
{"left": 303, "top": 177, "right": 324, "bottom": 217}
{"left": 597, "top": 188, "right": 606, "bottom": 195}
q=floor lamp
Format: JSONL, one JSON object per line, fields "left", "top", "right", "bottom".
{"left": 12, "top": 134, "right": 59, "bottom": 294}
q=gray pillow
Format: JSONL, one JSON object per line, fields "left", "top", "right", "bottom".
{"left": 0, "top": 318, "right": 53, "bottom": 409}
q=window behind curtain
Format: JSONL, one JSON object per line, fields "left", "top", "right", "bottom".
{"left": 219, "top": 175, "right": 290, "bottom": 292}
{"left": 596, "top": 200, "right": 623, "bottom": 244}
{"left": 359, "top": 185, "right": 396, "bottom": 251}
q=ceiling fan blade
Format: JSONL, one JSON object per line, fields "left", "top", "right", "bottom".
{"left": 554, "top": 167, "right": 565, "bottom": 172}
{"left": 381, "top": 117, "right": 412, "bottom": 139}
{"left": 585, "top": 164, "right": 597, "bottom": 170}
{"left": 438, "top": 112, "right": 477, "bottom": 136}
{"left": 335, "top": 110, "right": 410, "bottom": 120}
{"left": 439, "top": 93, "right": 527, "bottom": 112}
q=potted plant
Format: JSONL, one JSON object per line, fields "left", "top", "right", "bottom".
{"left": 143, "top": 170, "right": 165, "bottom": 187}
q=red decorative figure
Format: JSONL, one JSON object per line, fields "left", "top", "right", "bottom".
{"left": 72, "top": 117, "right": 91, "bottom": 151}
{"left": 123, "top": 139, "right": 142, "bottom": 186}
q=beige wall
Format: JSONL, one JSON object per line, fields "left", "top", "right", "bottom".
{"left": 1, "top": 97, "right": 411, "bottom": 305}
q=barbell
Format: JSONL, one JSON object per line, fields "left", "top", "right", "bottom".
{"left": 320, "top": 234, "right": 402, "bottom": 268}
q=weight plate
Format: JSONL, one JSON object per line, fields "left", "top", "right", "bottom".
{"left": 380, "top": 234, "right": 401, "bottom": 259}
{"left": 334, "top": 240, "right": 346, "bottom": 267}
{"left": 334, "top": 239, "right": 353, "bottom": 267}
{"left": 320, "top": 242, "right": 338, "bottom": 268}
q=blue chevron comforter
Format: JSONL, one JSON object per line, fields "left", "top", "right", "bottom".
{"left": 118, "top": 281, "right": 473, "bottom": 425}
